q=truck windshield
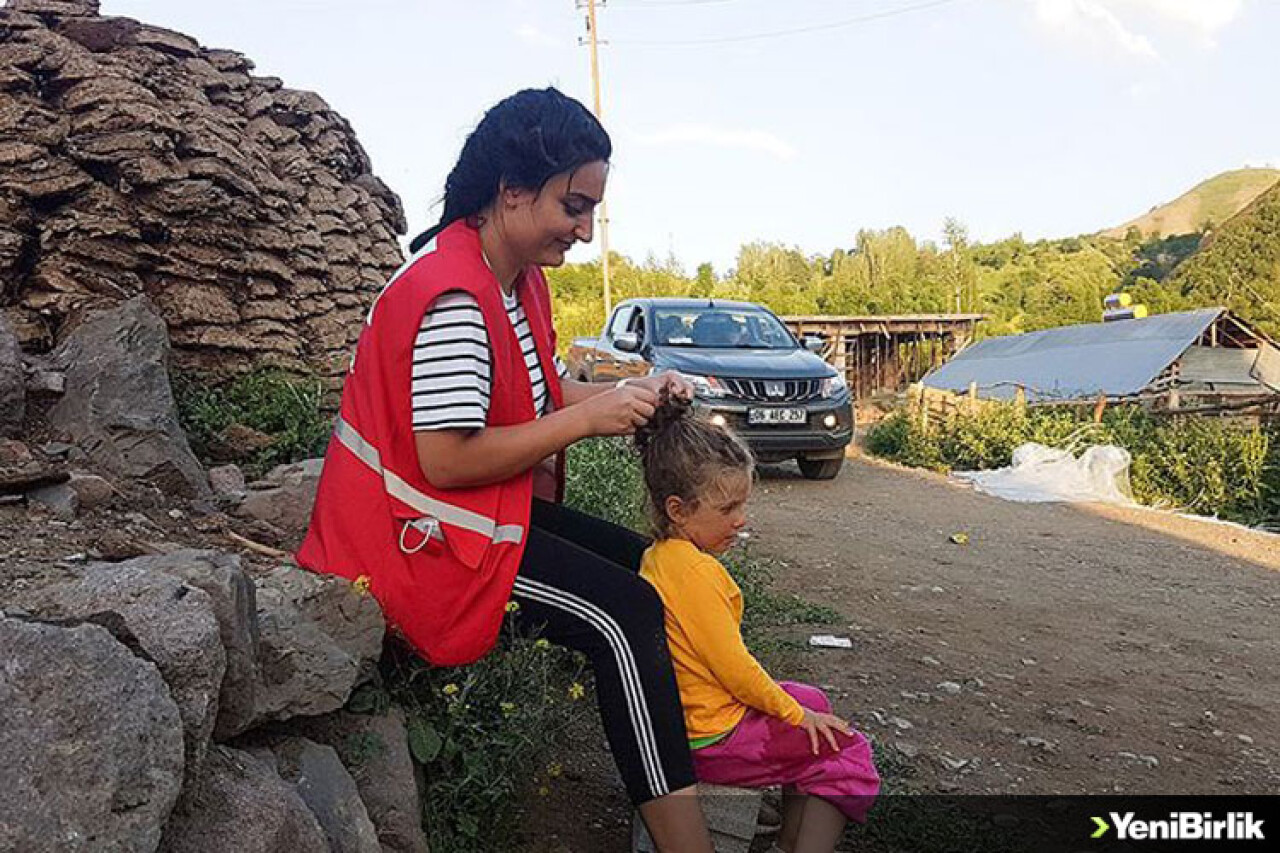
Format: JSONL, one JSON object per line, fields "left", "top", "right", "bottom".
{"left": 652, "top": 308, "right": 796, "bottom": 350}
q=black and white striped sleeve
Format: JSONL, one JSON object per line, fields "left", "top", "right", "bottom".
{"left": 411, "top": 291, "right": 491, "bottom": 431}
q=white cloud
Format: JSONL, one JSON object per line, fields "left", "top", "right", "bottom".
{"left": 1030, "top": 0, "right": 1246, "bottom": 55}
{"left": 632, "top": 123, "right": 797, "bottom": 162}
{"left": 1119, "top": 0, "right": 1244, "bottom": 36}
{"left": 514, "top": 24, "right": 561, "bottom": 48}
{"left": 1034, "top": 0, "right": 1159, "bottom": 59}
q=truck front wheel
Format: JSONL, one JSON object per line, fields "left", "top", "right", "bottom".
{"left": 797, "top": 457, "right": 843, "bottom": 480}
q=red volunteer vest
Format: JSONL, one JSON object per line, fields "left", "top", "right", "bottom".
{"left": 296, "top": 220, "right": 565, "bottom": 665}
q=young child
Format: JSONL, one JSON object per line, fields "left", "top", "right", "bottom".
{"left": 635, "top": 393, "right": 880, "bottom": 853}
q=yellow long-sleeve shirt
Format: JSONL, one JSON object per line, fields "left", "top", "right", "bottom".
{"left": 640, "top": 538, "right": 805, "bottom": 740}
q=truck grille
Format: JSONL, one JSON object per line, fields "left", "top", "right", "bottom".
{"left": 721, "top": 378, "right": 822, "bottom": 403}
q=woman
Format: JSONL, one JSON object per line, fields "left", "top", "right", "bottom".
{"left": 297, "top": 88, "right": 714, "bottom": 850}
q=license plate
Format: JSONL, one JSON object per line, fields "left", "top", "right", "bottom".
{"left": 748, "top": 407, "right": 806, "bottom": 425}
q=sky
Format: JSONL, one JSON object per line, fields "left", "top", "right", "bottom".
{"left": 104, "top": 0, "right": 1280, "bottom": 274}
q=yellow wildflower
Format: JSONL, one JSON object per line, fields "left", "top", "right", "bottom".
{"left": 352, "top": 575, "right": 372, "bottom": 596}
{"left": 505, "top": 600, "right": 520, "bottom": 613}
{"left": 568, "top": 682, "right": 585, "bottom": 701}
{"left": 534, "top": 638, "right": 551, "bottom": 651}
{"left": 547, "top": 762, "right": 563, "bottom": 778}
{"left": 442, "top": 683, "right": 459, "bottom": 697}
{"left": 538, "top": 785, "right": 550, "bottom": 797}
{"left": 500, "top": 701, "right": 517, "bottom": 716}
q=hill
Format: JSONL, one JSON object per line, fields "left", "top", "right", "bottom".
{"left": 1102, "top": 168, "right": 1280, "bottom": 239}
{"left": 1164, "top": 179, "right": 1280, "bottom": 338}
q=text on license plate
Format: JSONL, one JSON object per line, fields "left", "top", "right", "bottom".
{"left": 748, "top": 407, "right": 806, "bottom": 425}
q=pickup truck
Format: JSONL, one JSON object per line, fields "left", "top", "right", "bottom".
{"left": 565, "top": 298, "right": 853, "bottom": 479}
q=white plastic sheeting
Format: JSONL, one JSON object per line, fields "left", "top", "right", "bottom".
{"left": 952, "top": 443, "right": 1136, "bottom": 505}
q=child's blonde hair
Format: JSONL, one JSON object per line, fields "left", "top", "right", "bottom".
{"left": 633, "top": 389, "right": 755, "bottom": 539}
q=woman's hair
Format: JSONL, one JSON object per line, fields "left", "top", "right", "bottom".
{"left": 634, "top": 390, "right": 755, "bottom": 538}
{"left": 409, "top": 87, "right": 612, "bottom": 252}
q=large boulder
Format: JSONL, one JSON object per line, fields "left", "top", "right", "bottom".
{"left": 12, "top": 560, "right": 226, "bottom": 777}
{"left": 0, "top": 314, "right": 23, "bottom": 437}
{"left": 46, "top": 296, "right": 210, "bottom": 497}
{"left": 251, "top": 564, "right": 384, "bottom": 726}
{"left": 288, "top": 708, "right": 429, "bottom": 853}
{"left": 236, "top": 457, "right": 324, "bottom": 539}
{"left": 0, "top": 615, "right": 185, "bottom": 853}
{"left": 0, "top": 0, "right": 405, "bottom": 383}
{"left": 270, "top": 737, "right": 381, "bottom": 853}
{"left": 119, "top": 550, "right": 261, "bottom": 740}
{"left": 159, "top": 745, "right": 328, "bottom": 853}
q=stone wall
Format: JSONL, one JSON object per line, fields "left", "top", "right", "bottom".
{"left": 0, "top": 0, "right": 406, "bottom": 385}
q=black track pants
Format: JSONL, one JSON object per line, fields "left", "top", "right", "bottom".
{"left": 511, "top": 499, "right": 695, "bottom": 805}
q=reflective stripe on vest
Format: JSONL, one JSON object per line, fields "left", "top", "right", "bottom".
{"left": 333, "top": 416, "right": 524, "bottom": 546}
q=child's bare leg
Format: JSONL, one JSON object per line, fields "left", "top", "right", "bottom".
{"left": 791, "top": 795, "right": 848, "bottom": 853}
{"left": 776, "top": 785, "right": 807, "bottom": 852}
{"left": 637, "top": 785, "right": 715, "bottom": 853}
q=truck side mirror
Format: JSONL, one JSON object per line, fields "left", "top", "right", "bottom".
{"left": 804, "top": 336, "right": 825, "bottom": 353}
{"left": 614, "top": 331, "right": 641, "bottom": 353}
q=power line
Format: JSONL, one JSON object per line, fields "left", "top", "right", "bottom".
{"left": 611, "top": 0, "right": 964, "bottom": 46}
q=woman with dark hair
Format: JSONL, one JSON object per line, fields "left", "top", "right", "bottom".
{"left": 298, "top": 88, "right": 714, "bottom": 850}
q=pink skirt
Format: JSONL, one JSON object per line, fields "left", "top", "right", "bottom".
{"left": 690, "top": 681, "right": 880, "bottom": 822}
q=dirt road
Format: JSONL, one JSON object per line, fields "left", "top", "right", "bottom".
{"left": 748, "top": 454, "right": 1279, "bottom": 795}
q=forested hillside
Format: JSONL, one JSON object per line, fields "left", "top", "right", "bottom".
{"left": 547, "top": 171, "right": 1280, "bottom": 344}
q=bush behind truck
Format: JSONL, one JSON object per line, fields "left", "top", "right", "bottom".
{"left": 566, "top": 298, "right": 853, "bottom": 479}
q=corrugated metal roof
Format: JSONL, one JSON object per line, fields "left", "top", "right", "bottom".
{"left": 922, "top": 308, "right": 1224, "bottom": 401}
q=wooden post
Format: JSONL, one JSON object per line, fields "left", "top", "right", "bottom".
{"left": 968, "top": 381, "right": 979, "bottom": 415}
{"left": 1015, "top": 385, "right": 1027, "bottom": 413}
{"left": 1093, "top": 392, "right": 1108, "bottom": 424}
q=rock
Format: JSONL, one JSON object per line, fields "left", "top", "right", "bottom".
{"left": 13, "top": 561, "right": 226, "bottom": 777}
{"left": 236, "top": 457, "right": 324, "bottom": 538}
{"left": 0, "top": 461, "right": 67, "bottom": 495}
{"left": 94, "top": 528, "right": 152, "bottom": 560}
{"left": 159, "top": 745, "right": 329, "bottom": 853}
{"left": 209, "top": 463, "right": 247, "bottom": 499}
{"left": 634, "top": 783, "right": 760, "bottom": 853}
{"left": 0, "top": 314, "right": 23, "bottom": 437}
{"left": 936, "top": 681, "right": 962, "bottom": 695}
{"left": 47, "top": 296, "right": 210, "bottom": 497}
{"left": 0, "top": 438, "right": 34, "bottom": 466}
{"left": 1117, "top": 751, "right": 1160, "bottom": 768}
{"left": 1237, "top": 734, "right": 1255, "bottom": 745}
{"left": 66, "top": 472, "right": 114, "bottom": 509}
{"left": 0, "top": 615, "right": 184, "bottom": 853}
{"left": 28, "top": 369, "right": 65, "bottom": 396}
{"left": 287, "top": 708, "right": 429, "bottom": 853}
{"left": 893, "top": 741, "right": 920, "bottom": 759}
{"left": 26, "top": 481, "right": 79, "bottom": 519}
{"left": 1018, "top": 736, "right": 1056, "bottom": 752}
{"left": 8, "top": 1, "right": 102, "bottom": 17}
{"left": 251, "top": 564, "right": 383, "bottom": 726}
{"left": 271, "top": 738, "right": 381, "bottom": 853}
{"left": 121, "top": 550, "right": 260, "bottom": 740}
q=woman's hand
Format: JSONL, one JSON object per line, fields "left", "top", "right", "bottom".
{"left": 798, "top": 709, "right": 852, "bottom": 755}
{"left": 621, "top": 370, "right": 694, "bottom": 401}
{"left": 580, "top": 383, "right": 659, "bottom": 436}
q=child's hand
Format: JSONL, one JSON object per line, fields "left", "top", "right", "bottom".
{"left": 798, "top": 709, "right": 852, "bottom": 755}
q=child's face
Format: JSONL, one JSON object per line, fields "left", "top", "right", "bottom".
{"left": 667, "top": 471, "right": 752, "bottom": 555}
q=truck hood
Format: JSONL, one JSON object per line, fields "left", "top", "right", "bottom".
{"left": 653, "top": 347, "right": 834, "bottom": 379}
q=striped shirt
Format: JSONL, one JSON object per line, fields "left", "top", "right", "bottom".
{"left": 411, "top": 289, "right": 568, "bottom": 431}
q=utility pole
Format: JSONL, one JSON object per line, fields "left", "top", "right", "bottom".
{"left": 581, "top": 0, "right": 612, "bottom": 317}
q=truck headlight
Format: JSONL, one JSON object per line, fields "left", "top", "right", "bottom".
{"left": 679, "top": 372, "right": 729, "bottom": 399}
{"left": 820, "top": 372, "right": 847, "bottom": 398}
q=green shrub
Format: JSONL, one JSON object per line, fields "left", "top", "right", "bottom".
{"left": 564, "top": 436, "right": 648, "bottom": 531}
{"left": 173, "top": 368, "right": 332, "bottom": 477}
{"left": 866, "top": 403, "right": 1277, "bottom": 526}
{"left": 367, "top": 623, "right": 590, "bottom": 853}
